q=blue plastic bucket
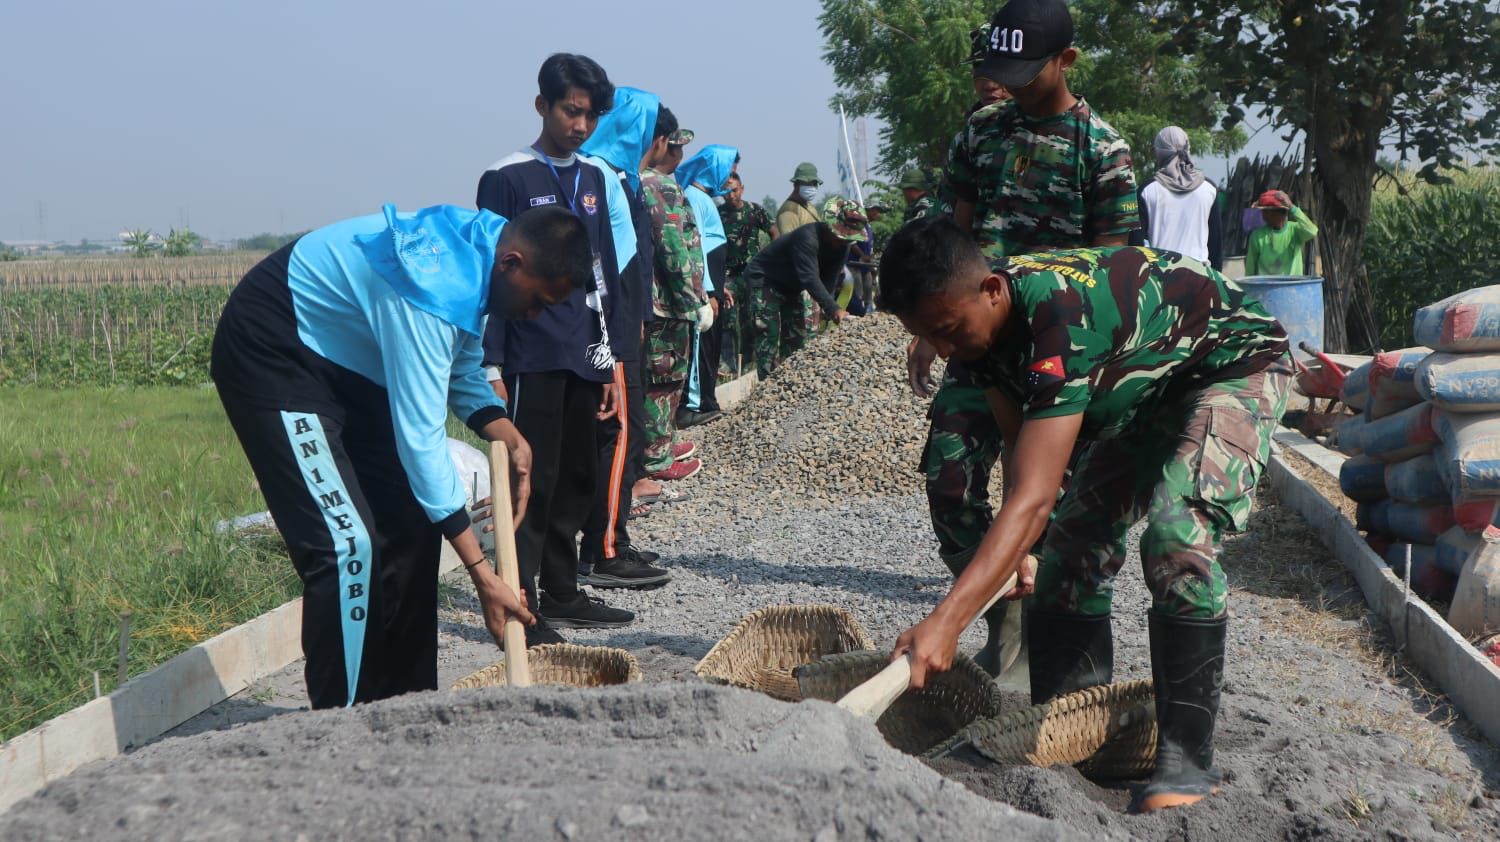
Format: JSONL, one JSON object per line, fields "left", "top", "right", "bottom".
{"left": 1236, "top": 275, "right": 1324, "bottom": 360}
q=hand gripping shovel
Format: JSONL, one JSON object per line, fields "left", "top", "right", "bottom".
{"left": 836, "top": 568, "right": 1021, "bottom": 719}
{"left": 488, "top": 442, "right": 531, "bottom": 688}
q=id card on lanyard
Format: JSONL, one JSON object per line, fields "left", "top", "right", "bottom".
{"left": 536, "top": 146, "right": 613, "bottom": 370}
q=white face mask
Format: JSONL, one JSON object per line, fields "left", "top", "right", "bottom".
{"left": 713, "top": 195, "right": 727, "bottom": 207}
{"left": 798, "top": 185, "right": 818, "bottom": 202}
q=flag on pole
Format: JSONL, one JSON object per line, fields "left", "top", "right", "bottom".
{"left": 836, "top": 105, "right": 864, "bottom": 206}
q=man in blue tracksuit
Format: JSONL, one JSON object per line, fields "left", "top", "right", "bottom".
{"left": 577, "top": 86, "right": 672, "bottom": 585}
{"left": 675, "top": 144, "right": 739, "bottom": 426}
{"left": 210, "top": 203, "right": 591, "bottom": 709}
{"left": 478, "top": 54, "right": 667, "bottom": 641}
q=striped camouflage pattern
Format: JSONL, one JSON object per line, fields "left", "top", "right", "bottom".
{"left": 902, "top": 194, "right": 940, "bottom": 225}
{"left": 921, "top": 367, "right": 1002, "bottom": 559}
{"left": 967, "top": 247, "right": 1290, "bottom": 441}
{"left": 946, "top": 98, "right": 1138, "bottom": 260}
{"left": 640, "top": 167, "right": 705, "bottom": 320}
{"left": 643, "top": 317, "right": 694, "bottom": 473}
{"left": 1033, "top": 361, "right": 1293, "bottom": 617}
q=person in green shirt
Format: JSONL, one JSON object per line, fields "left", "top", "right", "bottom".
{"left": 878, "top": 217, "right": 1292, "bottom": 814}
{"left": 1245, "top": 189, "right": 1318, "bottom": 275}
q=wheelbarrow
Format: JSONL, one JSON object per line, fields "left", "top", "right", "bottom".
{"left": 1290, "top": 341, "right": 1368, "bottom": 438}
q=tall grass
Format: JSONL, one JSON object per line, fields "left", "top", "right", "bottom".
{"left": 0, "top": 387, "right": 297, "bottom": 741}
{"left": 1365, "top": 170, "right": 1500, "bottom": 349}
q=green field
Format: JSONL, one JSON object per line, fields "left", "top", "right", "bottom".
{"left": 0, "top": 387, "right": 298, "bottom": 741}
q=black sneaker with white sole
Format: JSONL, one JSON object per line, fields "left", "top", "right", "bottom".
{"left": 539, "top": 593, "right": 634, "bottom": 629}
{"left": 586, "top": 552, "right": 671, "bottom": 589}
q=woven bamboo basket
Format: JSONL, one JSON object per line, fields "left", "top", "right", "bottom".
{"left": 949, "top": 679, "right": 1157, "bottom": 778}
{"left": 694, "top": 605, "right": 876, "bottom": 701}
{"left": 451, "top": 643, "right": 642, "bottom": 690}
{"left": 793, "top": 650, "right": 1003, "bottom": 755}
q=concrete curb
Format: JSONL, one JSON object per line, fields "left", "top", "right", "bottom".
{"left": 717, "top": 371, "right": 758, "bottom": 410}
{"left": 1268, "top": 428, "right": 1500, "bottom": 745}
{"left": 0, "top": 377, "right": 772, "bottom": 814}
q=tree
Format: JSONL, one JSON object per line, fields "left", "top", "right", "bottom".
{"left": 236, "top": 231, "right": 304, "bottom": 251}
{"left": 819, "top": 0, "right": 1242, "bottom": 176}
{"left": 163, "top": 228, "right": 202, "bottom": 258}
{"left": 122, "top": 229, "right": 159, "bottom": 258}
{"left": 1162, "top": 0, "right": 1500, "bottom": 353}
{"left": 0, "top": 242, "right": 20, "bottom": 262}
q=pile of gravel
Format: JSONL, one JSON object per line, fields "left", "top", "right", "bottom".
{"left": 695, "top": 315, "right": 941, "bottom": 505}
{"left": 0, "top": 684, "right": 1067, "bottom": 841}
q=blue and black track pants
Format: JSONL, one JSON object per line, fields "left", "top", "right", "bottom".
{"left": 211, "top": 249, "right": 439, "bottom": 709}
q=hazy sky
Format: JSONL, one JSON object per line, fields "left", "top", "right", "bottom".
{"left": 2, "top": 0, "right": 1284, "bottom": 245}
{"left": 1, "top": 0, "right": 865, "bottom": 243}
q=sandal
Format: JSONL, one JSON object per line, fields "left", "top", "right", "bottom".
{"left": 628, "top": 501, "right": 653, "bottom": 520}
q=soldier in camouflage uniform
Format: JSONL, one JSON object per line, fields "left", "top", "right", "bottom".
{"left": 900, "top": 168, "right": 939, "bottom": 225}
{"left": 880, "top": 218, "right": 1290, "bottom": 814}
{"left": 908, "top": 0, "right": 1138, "bottom": 679}
{"left": 718, "top": 172, "right": 776, "bottom": 378}
{"left": 639, "top": 123, "right": 708, "bottom": 480}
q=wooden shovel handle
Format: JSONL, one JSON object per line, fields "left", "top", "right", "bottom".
{"left": 836, "top": 571, "right": 1020, "bottom": 719}
{"left": 488, "top": 442, "right": 531, "bottom": 688}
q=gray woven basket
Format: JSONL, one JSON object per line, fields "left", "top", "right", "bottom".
{"left": 794, "top": 650, "right": 1004, "bottom": 755}
{"left": 452, "top": 643, "right": 642, "bottom": 690}
{"left": 694, "top": 605, "right": 876, "bottom": 701}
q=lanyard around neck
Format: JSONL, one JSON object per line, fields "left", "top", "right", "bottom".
{"left": 534, "top": 145, "right": 582, "bottom": 215}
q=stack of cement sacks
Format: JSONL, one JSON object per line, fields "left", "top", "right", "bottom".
{"left": 1336, "top": 287, "right": 1500, "bottom": 639}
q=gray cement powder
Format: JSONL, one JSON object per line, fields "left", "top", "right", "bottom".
{"left": 0, "top": 684, "right": 1068, "bottom": 841}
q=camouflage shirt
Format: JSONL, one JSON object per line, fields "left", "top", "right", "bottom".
{"left": 968, "top": 247, "right": 1288, "bottom": 440}
{"left": 640, "top": 167, "right": 706, "bottom": 319}
{"left": 948, "top": 97, "right": 1139, "bottom": 260}
{"left": 902, "top": 194, "right": 940, "bottom": 225}
{"left": 720, "top": 200, "right": 775, "bottom": 275}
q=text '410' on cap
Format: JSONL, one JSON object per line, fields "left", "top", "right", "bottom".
{"left": 975, "top": 0, "right": 1074, "bottom": 89}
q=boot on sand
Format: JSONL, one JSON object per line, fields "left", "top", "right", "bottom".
{"left": 1026, "top": 609, "right": 1113, "bottom": 704}
{"left": 940, "top": 548, "right": 1014, "bottom": 677}
{"left": 1131, "top": 613, "right": 1227, "bottom": 814}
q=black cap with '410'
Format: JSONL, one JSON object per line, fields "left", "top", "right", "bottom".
{"left": 975, "top": 0, "right": 1075, "bottom": 89}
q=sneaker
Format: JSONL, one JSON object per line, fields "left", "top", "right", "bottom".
{"left": 671, "top": 440, "right": 698, "bottom": 461}
{"left": 524, "top": 620, "right": 566, "bottom": 648}
{"left": 650, "top": 457, "right": 701, "bottom": 482}
{"left": 625, "top": 545, "right": 661, "bottom": 564}
{"left": 675, "top": 409, "right": 723, "bottom": 428}
{"left": 586, "top": 553, "right": 671, "bottom": 589}
{"left": 539, "top": 593, "right": 634, "bottom": 629}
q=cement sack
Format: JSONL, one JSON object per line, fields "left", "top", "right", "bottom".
{"left": 1383, "top": 541, "right": 1458, "bottom": 602}
{"left": 1339, "top": 455, "right": 1388, "bottom": 503}
{"left": 1332, "top": 413, "right": 1367, "bottom": 456}
{"left": 1454, "top": 497, "right": 1500, "bottom": 532}
{"left": 1435, "top": 525, "right": 1487, "bottom": 577}
{"left": 1385, "top": 453, "right": 1449, "bottom": 504}
{"left": 1413, "top": 286, "right": 1500, "bottom": 352}
{"left": 1341, "top": 361, "right": 1371, "bottom": 411}
{"left": 1359, "top": 500, "right": 1455, "bottom": 545}
{"left": 1432, "top": 410, "right": 1500, "bottom": 500}
{"left": 1414, "top": 352, "right": 1500, "bottom": 413}
{"left": 1449, "top": 537, "right": 1500, "bottom": 638}
{"left": 1359, "top": 402, "right": 1436, "bottom": 463}
{"left": 1364, "top": 348, "right": 1428, "bottom": 419}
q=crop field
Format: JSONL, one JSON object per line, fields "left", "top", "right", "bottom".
{"left": 0, "top": 254, "right": 264, "bottom": 387}
{"left": 0, "top": 387, "right": 298, "bottom": 741}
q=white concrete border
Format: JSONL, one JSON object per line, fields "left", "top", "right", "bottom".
{"left": 1268, "top": 428, "right": 1500, "bottom": 745}
{"left": 0, "top": 377, "right": 774, "bottom": 814}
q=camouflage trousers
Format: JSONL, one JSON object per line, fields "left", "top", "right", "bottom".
{"left": 921, "top": 365, "right": 1003, "bottom": 566}
{"left": 752, "top": 285, "right": 808, "bottom": 379}
{"left": 1034, "top": 359, "right": 1293, "bottom": 618}
{"left": 719, "top": 272, "right": 753, "bottom": 380}
{"left": 643, "top": 317, "right": 694, "bottom": 473}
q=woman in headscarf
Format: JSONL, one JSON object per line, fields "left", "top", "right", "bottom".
{"left": 1132, "top": 126, "right": 1223, "bottom": 269}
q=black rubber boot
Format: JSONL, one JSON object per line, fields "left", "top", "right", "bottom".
{"left": 1131, "top": 613, "right": 1227, "bottom": 814}
{"left": 939, "top": 549, "right": 1011, "bottom": 677}
{"left": 1026, "top": 609, "right": 1113, "bottom": 705}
